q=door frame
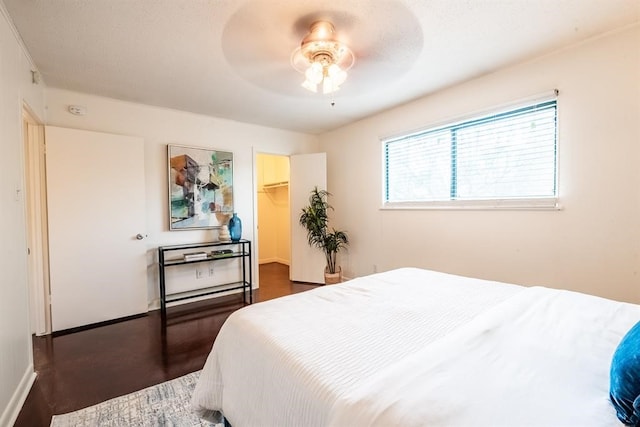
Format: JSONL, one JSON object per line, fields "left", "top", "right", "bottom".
{"left": 22, "top": 104, "right": 51, "bottom": 336}
{"left": 252, "top": 148, "right": 292, "bottom": 289}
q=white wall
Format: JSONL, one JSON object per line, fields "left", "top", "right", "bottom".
{"left": 320, "top": 25, "right": 640, "bottom": 304}
{"left": 44, "top": 88, "right": 319, "bottom": 306}
{"left": 0, "top": 3, "right": 46, "bottom": 426}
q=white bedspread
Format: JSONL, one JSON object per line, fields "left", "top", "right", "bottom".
{"left": 191, "top": 268, "right": 640, "bottom": 427}
{"left": 329, "top": 286, "right": 640, "bottom": 426}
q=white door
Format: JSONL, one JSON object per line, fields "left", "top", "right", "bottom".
{"left": 289, "top": 153, "right": 327, "bottom": 284}
{"left": 46, "top": 126, "right": 148, "bottom": 331}
{"left": 24, "top": 116, "right": 50, "bottom": 335}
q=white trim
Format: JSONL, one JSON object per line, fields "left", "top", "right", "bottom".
{"left": 0, "top": 366, "right": 36, "bottom": 427}
{"left": 23, "top": 108, "right": 51, "bottom": 336}
{"left": 259, "top": 257, "right": 290, "bottom": 266}
{"left": 382, "top": 197, "right": 561, "bottom": 211}
{"left": 0, "top": 1, "right": 38, "bottom": 71}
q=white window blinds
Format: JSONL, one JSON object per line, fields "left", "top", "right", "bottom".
{"left": 383, "top": 98, "right": 558, "bottom": 208}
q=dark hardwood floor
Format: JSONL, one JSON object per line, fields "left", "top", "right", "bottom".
{"left": 14, "top": 262, "right": 318, "bottom": 427}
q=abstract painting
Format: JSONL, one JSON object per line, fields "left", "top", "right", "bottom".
{"left": 168, "top": 145, "right": 233, "bottom": 230}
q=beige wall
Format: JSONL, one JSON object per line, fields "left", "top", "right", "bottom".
{"left": 320, "top": 25, "right": 640, "bottom": 303}
{"left": 257, "top": 154, "right": 291, "bottom": 265}
{"left": 44, "top": 88, "right": 319, "bottom": 305}
{"left": 0, "top": 4, "right": 46, "bottom": 425}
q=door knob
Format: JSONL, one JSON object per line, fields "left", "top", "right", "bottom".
{"left": 136, "top": 233, "right": 146, "bottom": 240}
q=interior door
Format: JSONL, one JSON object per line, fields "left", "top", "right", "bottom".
{"left": 289, "top": 153, "right": 327, "bottom": 284}
{"left": 46, "top": 126, "right": 148, "bottom": 331}
{"left": 24, "top": 114, "right": 50, "bottom": 335}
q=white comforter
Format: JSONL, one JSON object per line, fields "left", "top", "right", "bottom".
{"left": 192, "top": 268, "right": 640, "bottom": 427}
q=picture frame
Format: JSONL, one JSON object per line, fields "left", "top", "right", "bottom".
{"left": 167, "top": 144, "right": 233, "bottom": 230}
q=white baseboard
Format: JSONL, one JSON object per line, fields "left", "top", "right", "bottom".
{"left": 258, "top": 258, "right": 290, "bottom": 266}
{"left": 0, "top": 365, "right": 36, "bottom": 427}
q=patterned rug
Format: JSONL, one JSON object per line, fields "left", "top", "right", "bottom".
{"left": 50, "top": 370, "right": 222, "bottom": 427}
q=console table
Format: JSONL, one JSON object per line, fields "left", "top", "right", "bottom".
{"left": 158, "top": 240, "right": 252, "bottom": 312}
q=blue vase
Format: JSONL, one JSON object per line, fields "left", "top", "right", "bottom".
{"left": 228, "top": 213, "right": 242, "bottom": 241}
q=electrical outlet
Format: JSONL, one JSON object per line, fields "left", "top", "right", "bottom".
{"left": 196, "top": 268, "right": 204, "bottom": 279}
{"left": 209, "top": 266, "right": 214, "bottom": 276}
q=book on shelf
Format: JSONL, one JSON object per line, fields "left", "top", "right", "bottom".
{"left": 184, "top": 252, "right": 208, "bottom": 261}
{"left": 211, "top": 249, "right": 234, "bottom": 256}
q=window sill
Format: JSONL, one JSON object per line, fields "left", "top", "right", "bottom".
{"left": 381, "top": 198, "right": 561, "bottom": 211}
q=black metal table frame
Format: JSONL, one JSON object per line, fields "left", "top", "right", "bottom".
{"left": 158, "top": 239, "right": 252, "bottom": 312}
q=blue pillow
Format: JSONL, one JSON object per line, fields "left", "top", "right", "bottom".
{"left": 611, "top": 321, "right": 640, "bottom": 426}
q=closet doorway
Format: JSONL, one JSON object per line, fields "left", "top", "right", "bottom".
{"left": 256, "top": 154, "right": 291, "bottom": 274}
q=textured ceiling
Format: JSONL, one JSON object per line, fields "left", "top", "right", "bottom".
{"left": 3, "top": 0, "right": 639, "bottom": 134}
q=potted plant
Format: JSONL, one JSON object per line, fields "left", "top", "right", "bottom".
{"left": 299, "top": 187, "right": 349, "bottom": 284}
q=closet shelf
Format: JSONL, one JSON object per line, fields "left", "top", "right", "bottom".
{"left": 262, "top": 181, "right": 288, "bottom": 190}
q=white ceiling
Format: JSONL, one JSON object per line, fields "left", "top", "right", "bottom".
{"left": 3, "top": 0, "right": 639, "bottom": 134}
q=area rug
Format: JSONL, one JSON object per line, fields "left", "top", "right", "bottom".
{"left": 50, "top": 370, "right": 221, "bottom": 427}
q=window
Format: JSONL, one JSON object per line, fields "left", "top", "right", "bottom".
{"left": 383, "top": 97, "right": 558, "bottom": 209}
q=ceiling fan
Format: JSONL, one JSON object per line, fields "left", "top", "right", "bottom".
{"left": 220, "top": 1, "right": 423, "bottom": 99}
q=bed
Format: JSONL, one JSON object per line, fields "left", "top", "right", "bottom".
{"left": 191, "top": 267, "right": 640, "bottom": 426}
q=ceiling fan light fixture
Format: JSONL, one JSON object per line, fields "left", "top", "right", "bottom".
{"left": 322, "top": 77, "right": 338, "bottom": 95}
{"left": 301, "top": 79, "right": 318, "bottom": 93}
{"left": 305, "top": 61, "right": 324, "bottom": 85}
{"left": 328, "top": 64, "right": 347, "bottom": 85}
{"left": 291, "top": 20, "right": 354, "bottom": 95}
